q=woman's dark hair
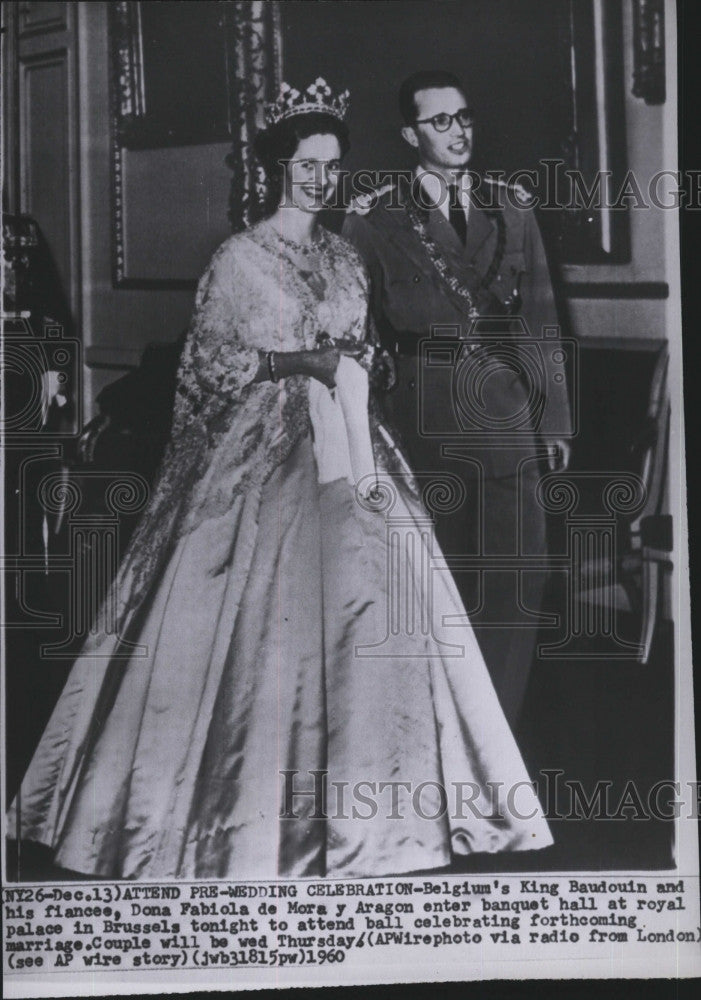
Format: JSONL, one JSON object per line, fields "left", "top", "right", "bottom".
{"left": 254, "top": 111, "right": 350, "bottom": 213}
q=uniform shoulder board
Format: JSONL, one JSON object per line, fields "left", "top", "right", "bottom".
{"left": 346, "top": 182, "right": 395, "bottom": 216}
{"left": 482, "top": 175, "right": 535, "bottom": 206}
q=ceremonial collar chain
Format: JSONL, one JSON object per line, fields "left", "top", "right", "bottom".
{"left": 402, "top": 191, "right": 479, "bottom": 319}
{"left": 401, "top": 180, "right": 507, "bottom": 317}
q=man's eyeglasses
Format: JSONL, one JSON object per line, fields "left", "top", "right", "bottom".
{"left": 413, "top": 108, "right": 475, "bottom": 133}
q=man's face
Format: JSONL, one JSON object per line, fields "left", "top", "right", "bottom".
{"left": 406, "top": 86, "right": 473, "bottom": 172}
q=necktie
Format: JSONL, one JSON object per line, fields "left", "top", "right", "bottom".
{"left": 448, "top": 184, "right": 467, "bottom": 245}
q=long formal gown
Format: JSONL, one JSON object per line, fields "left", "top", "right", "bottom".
{"left": 8, "top": 220, "right": 553, "bottom": 879}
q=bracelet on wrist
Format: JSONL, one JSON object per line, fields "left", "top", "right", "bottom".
{"left": 267, "top": 350, "right": 279, "bottom": 383}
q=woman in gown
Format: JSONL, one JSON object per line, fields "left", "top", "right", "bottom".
{"left": 8, "top": 79, "right": 552, "bottom": 879}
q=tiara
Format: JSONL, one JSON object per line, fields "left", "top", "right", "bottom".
{"left": 264, "top": 77, "right": 350, "bottom": 127}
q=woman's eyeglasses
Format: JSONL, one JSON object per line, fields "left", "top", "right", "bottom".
{"left": 413, "top": 108, "right": 475, "bottom": 133}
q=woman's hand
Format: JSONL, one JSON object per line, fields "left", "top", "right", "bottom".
{"left": 304, "top": 341, "right": 365, "bottom": 388}
{"left": 305, "top": 345, "right": 341, "bottom": 388}
{"left": 335, "top": 338, "right": 369, "bottom": 358}
{"left": 254, "top": 341, "right": 367, "bottom": 389}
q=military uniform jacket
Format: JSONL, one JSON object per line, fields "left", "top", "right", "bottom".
{"left": 343, "top": 178, "right": 572, "bottom": 479}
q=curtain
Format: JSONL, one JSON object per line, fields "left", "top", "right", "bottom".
{"left": 227, "top": 1, "right": 283, "bottom": 231}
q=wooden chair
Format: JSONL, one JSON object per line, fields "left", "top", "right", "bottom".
{"left": 579, "top": 343, "right": 671, "bottom": 663}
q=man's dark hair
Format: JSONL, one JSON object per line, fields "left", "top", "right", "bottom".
{"left": 398, "top": 70, "right": 465, "bottom": 124}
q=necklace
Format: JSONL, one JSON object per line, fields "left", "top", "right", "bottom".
{"left": 257, "top": 220, "right": 331, "bottom": 300}
{"left": 261, "top": 219, "right": 329, "bottom": 255}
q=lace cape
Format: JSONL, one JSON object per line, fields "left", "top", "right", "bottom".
{"left": 105, "top": 223, "right": 414, "bottom": 636}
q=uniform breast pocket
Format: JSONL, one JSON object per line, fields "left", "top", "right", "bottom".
{"left": 386, "top": 266, "right": 426, "bottom": 289}
{"left": 499, "top": 250, "right": 527, "bottom": 282}
{"left": 492, "top": 251, "right": 527, "bottom": 307}
{"left": 384, "top": 270, "right": 440, "bottom": 330}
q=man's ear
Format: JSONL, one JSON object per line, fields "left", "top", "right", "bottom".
{"left": 401, "top": 125, "right": 419, "bottom": 149}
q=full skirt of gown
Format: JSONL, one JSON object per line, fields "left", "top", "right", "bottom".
{"left": 9, "top": 432, "right": 552, "bottom": 879}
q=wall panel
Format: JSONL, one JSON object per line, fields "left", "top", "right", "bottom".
{"left": 20, "top": 54, "right": 72, "bottom": 300}
{"left": 14, "top": 2, "right": 81, "bottom": 327}
{"left": 18, "top": 0, "right": 67, "bottom": 35}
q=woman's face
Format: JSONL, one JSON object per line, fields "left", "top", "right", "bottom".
{"left": 281, "top": 133, "right": 343, "bottom": 213}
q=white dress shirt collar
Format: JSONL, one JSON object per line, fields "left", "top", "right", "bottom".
{"left": 414, "top": 167, "right": 472, "bottom": 223}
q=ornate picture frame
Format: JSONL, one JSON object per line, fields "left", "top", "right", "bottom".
{"left": 109, "top": 0, "right": 281, "bottom": 288}
{"left": 110, "top": 1, "right": 234, "bottom": 150}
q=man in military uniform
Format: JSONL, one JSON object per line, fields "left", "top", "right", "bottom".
{"left": 343, "top": 70, "right": 572, "bottom": 727}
